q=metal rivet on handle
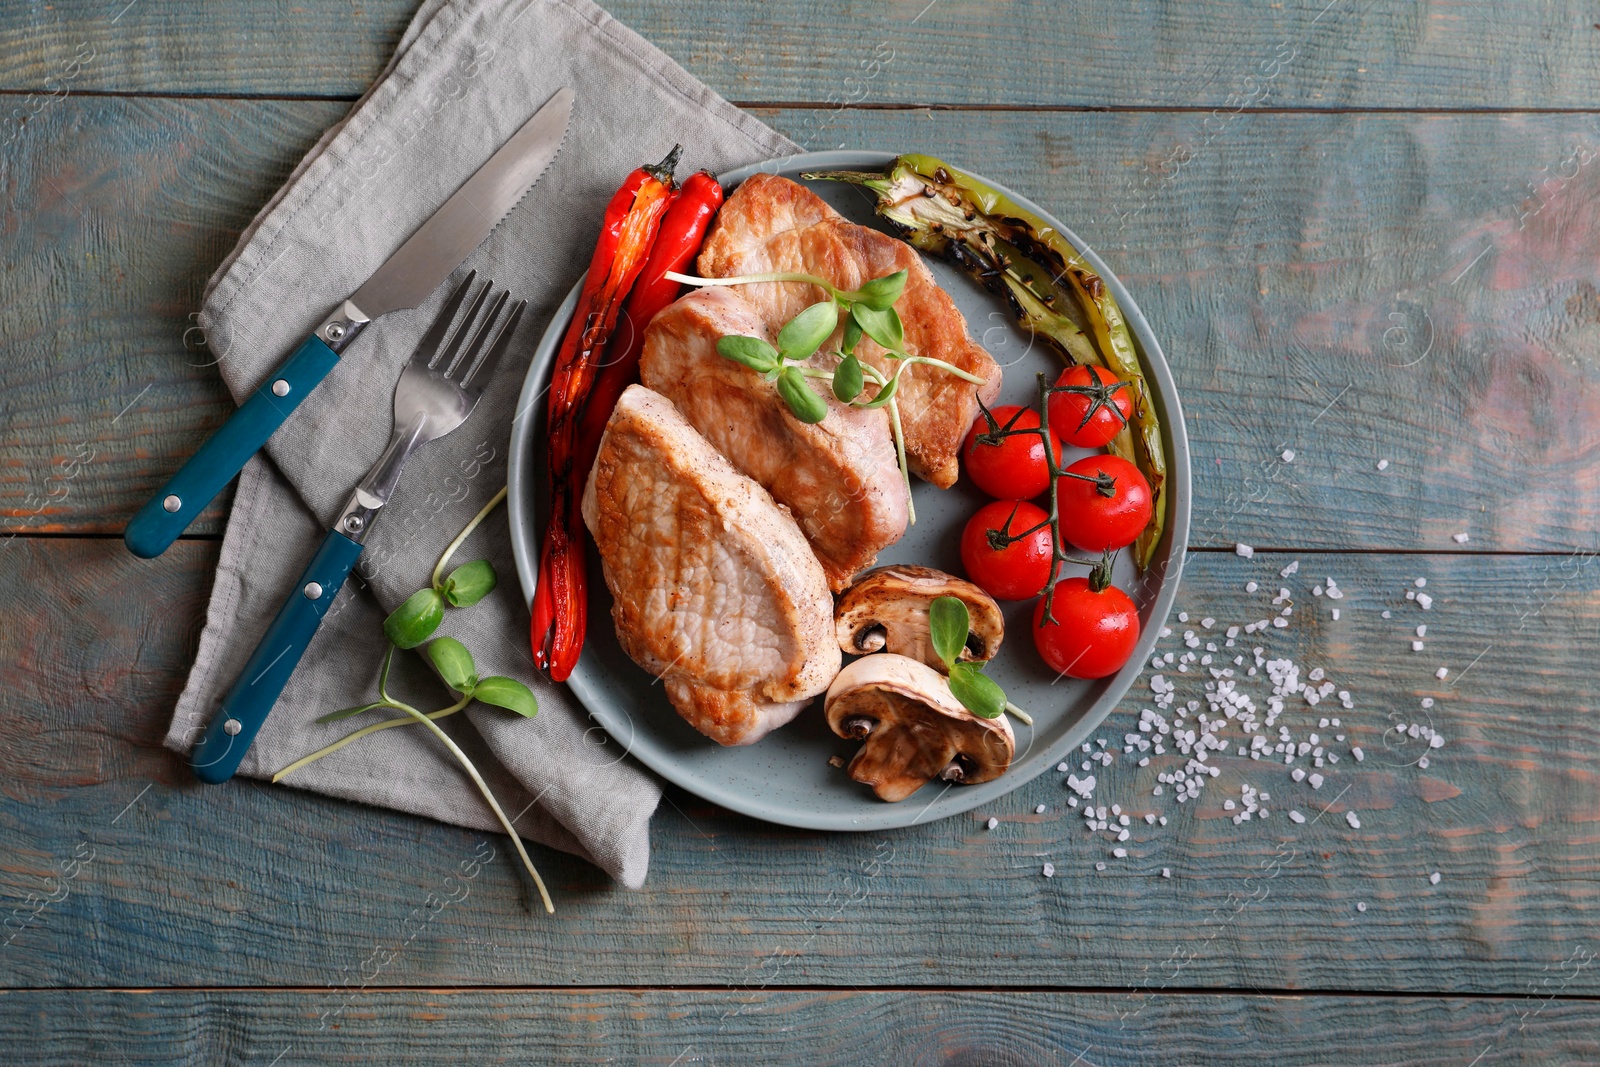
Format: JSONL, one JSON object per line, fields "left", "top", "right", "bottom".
{"left": 303, "top": 582, "right": 324, "bottom": 600}
{"left": 163, "top": 495, "right": 182, "bottom": 513}
{"left": 343, "top": 515, "right": 363, "bottom": 534}
{"left": 271, "top": 379, "right": 290, "bottom": 397}
{"left": 223, "top": 718, "right": 242, "bottom": 736}
{"left": 325, "top": 323, "right": 346, "bottom": 342}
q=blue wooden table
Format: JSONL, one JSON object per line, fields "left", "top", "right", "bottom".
{"left": 4, "top": 2, "right": 1599, "bottom": 1062}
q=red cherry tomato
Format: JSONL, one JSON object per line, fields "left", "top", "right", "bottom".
{"left": 960, "top": 500, "right": 1053, "bottom": 601}
{"left": 1032, "top": 576, "right": 1140, "bottom": 679}
{"left": 961, "top": 405, "right": 1061, "bottom": 500}
{"left": 1047, "top": 365, "right": 1135, "bottom": 449}
{"left": 1056, "top": 454, "right": 1153, "bottom": 553}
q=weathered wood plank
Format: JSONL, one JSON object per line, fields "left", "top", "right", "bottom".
{"left": 3, "top": 988, "right": 1599, "bottom": 1065}
{"left": 6, "top": 99, "right": 1600, "bottom": 552}
{"left": 2, "top": 0, "right": 1598, "bottom": 110}
{"left": 2, "top": 539, "right": 1595, "bottom": 992}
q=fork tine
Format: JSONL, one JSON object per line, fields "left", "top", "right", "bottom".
{"left": 445, "top": 289, "right": 510, "bottom": 379}
{"left": 430, "top": 280, "right": 492, "bottom": 371}
{"left": 460, "top": 299, "right": 526, "bottom": 390}
{"left": 411, "top": 270, "right": 477, "bottom": 369}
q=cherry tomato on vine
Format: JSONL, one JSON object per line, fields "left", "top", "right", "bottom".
{"left": 961, "top": 405, "right": 1061, "bottom": 500}
{"left": 1055, "top": 454, "right": 1152, "bottom": 553}
{"left": 960, "top": 499, "right": 1054, "bottom": 601}
{"left": 1047, "top": 365, "right": 1135, "bottom": 449}
{"left": 1032, "top": 574, "right": 1140, "bottom": 679}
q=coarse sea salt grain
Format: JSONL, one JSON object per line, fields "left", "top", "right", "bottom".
{"left": 1246, "top": 581, "right": 1259, "bottom": 593}
{"left": 1453, "top": 533, "right": 1470, "bottom": 544}
{"left": 1236, "top": 543, "right": 1255, "bottom": 558}
{"left": 1417, "top": 593, "right": 1433, "bottom": 610}
{"left": 1114, "top": 847, "right": 1128, "bottom": 858}
{"left": 1162, "top": 868, "right": 1171, "bottom": 878}
{"left": 1036, "top": 805, "right": 1047, "bottom": 814}
{"left": 1309, "top": 773, "right": 1325, "bottom": 789}
{"left": 1282, "top": 449, "right": 1295, "bottom": 462}
{"left": 1412, "top": 640, "right": 1425, "bottom": 652}
{"left": 1352, "top": 747, "right": 1364, "bottom": 762}
{"left": 1436, "top": 667, "right": 1449, "bottom": 680}
{"left": 1332, "top": 608, "right": 1341, "bottom": 620}
{"left": 986, "top": 817, "right": 998, "bottom": 830}
{"left": 1430, "top": 872, "right": 1441, "bottom": 885}
{"left": 1043, "top": 863, "right": 1056, "bottom": 878}
{"left": 1346, "top": 811, "right": 1361, "bottom": 829}
{"left": 1289, "top": 810, "right": 1306, "bottom": 824}
{"left": 1377, "top": 459, "right": 1389, "bottom": 470}
{"left": 1095, "top": 862, "right": 1106, "bottom": 872}
{"left": 1357, "top": 902, "right": 1367, "bottom": 913}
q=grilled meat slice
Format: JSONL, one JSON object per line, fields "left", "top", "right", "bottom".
{"left": 581, "top": 385, "right": 840, "bottom": 745}
{"left": 639, "top": 286, "right": 909, "bottom": 591}
{"left": 697, "top": 172, "right": 1003, "bottom": 488}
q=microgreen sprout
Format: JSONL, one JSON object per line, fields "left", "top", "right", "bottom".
{"left": 274, "top": 485, "right": 553, "bottom": 914}
{"left": 668, "top": 267, "right": 986, "bottom": 523}
{"left": 927, "top": 595, "right": 1030, "bottom": 725}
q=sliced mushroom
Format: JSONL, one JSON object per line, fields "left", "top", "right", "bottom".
{"left": 834, "top": 565, "right": 1004, "bottom": 670}
{"left": 824, "top": 654, "right": 1015, "bottom": 802}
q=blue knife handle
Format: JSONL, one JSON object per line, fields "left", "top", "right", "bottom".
{"left": 191, "top": 528, "right": 365, "bottom": 784}
{"left": 124, "top": 335, "right": 340, "bottom": 559}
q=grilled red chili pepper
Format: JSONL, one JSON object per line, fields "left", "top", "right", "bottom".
{"left": 531, "top": 146, "right": 681, "bottom": 679}
{"left": 573, "top": 170, "right": 724, "bottom": 483}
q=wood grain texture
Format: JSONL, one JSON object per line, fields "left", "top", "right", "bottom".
{"left": 6, "top": 99, "right": 1600, "bottom": 553}
{"left": 2, "top": 0, "right": 1600, "bottom": 110}
{"left": 3, "top": 540, "right": 1595, "bottom": 993}
{"left": 2, "top": 988, "right": 1599, "bottom": 1065}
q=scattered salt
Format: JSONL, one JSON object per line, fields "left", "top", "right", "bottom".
{"left": 1113, "top": 848, "right": 1127, "bottom": 858}
{"left": 1346, "top": 811, "right": 1361, "bottom": 829}
{"left": 1412, "top": 640, "right": 1425, "bottom": 652}
{"left": 1043, "top": 863, "right": 1056, "bottom": 878}
{"left": 1352, "top": 747, "right": 1364, "bottom": 762}
{"left": 1452, "top": 533, "right": 1470, "bottom": 544}
{"left": 1289, "top": 810, "right": 1306, "bottom": 823}
{"left": 1430, "top": 872, "right": 1441, "bottom": 885}
{"left": 1417, "top": 593, "right": 1433, "bottom": 610}
{"left": 1161, "top": 868, "right": 1171, "bottom": 878}
{"left": 1377, "top": 459, "right": 1389, "bottom": 470}
{"left": 1309, "top": 773, "right": 1325, "bottom": 789}
{"left": 1095, "top": 862, "right": 1106, "bottom": 871}
{"left": 1357, "top": 902, "right": 1367, "bottom": 913}
{"left": 1236, "top": 543, "right": 1255, "bottom": 559}
{"left": 1281, "top": 449, "right": 1295, "bottom": 462}
{"left": 1436, "top": 667, "right": 1448, "bottom": 680}
{"left": 1035, "top": 805, "right": 1047, "bottom": 815}
{"left": 986, "top": 817, "right": 998, "bottom": 830}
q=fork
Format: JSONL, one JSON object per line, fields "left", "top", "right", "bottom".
{"left": 192, "top": 272, "right": 525, "bottom": 783}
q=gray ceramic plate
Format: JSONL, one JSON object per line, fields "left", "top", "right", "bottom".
{"left": 508, "top": 151, "right": 1190, "bottom": 831}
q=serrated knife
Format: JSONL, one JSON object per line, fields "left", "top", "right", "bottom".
{"left": 123, "top": 86, "right": 574, "bottom": 559}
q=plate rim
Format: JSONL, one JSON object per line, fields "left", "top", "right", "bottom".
{"left": 507, "top": 149, "right": 1192, "bottom": 831}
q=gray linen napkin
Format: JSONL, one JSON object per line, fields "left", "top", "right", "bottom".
{"left": 163, "top": 0, "right": 798, "bottom": 888}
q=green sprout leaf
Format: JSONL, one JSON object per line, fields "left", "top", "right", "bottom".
{"left": 948, "top": 662, "right": 1006, "bottom": 719}
{"left": 853, "top": 269, "right": 907, "bottom": 311}
{"left": 441, "top": 558, "right": 496, "bottom": 607}
{"left": 851, "top": 303, "right": 904, "bottom": 352}
{"left": 842, "top": 314, "right": 862, "bottom": 355}
{"left": 427, "top": 637, "right": 478, "bottom": 694}
{"left": 776, "top": 366, "right": 829, "bottom": 424}
{"left": 859, "top": 368, "right": 900, "bottom": 410}
{"left": 473, "top": 676, "right": 539, "bottom": 718}
{"left": 717, "top": 334, "right": 781, "bottom": 374}
{"left": 384, "top": 587, "right": 444, "bottom": 649}
{"left": 777, "top": 301, "right": 839, "bottom": 360}
{"left": 928, "top": 595, "right": 969, "bottom": 670}
{"left": 833, "top": 354, "right": 864, "bottom": 402}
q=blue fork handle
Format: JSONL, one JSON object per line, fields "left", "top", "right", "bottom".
{"left": 191, "top": 528, "right": 365, "bottom": 784}
{"left": 124, "top": 335, "right": 341, "bottom": 559}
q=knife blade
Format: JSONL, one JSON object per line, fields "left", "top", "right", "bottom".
{"left": 123, "top": 86, "right": 574, "bottom": 560}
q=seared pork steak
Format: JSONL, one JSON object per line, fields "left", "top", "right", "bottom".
{"left": 639, "top": 286, "right": 909, "bottom": 591}
{"left": 697, "top": 172, "right": 1003, "bottom": 488}
{"left": 581, "top": 385, "right": 840, "bottom": 746}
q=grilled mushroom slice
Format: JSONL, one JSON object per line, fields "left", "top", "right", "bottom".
{"left": 834, "top": 565, "right": 1004, "bottom": 670}
{"left": 824, "top": 654, "right": 1015, "bottom": 802}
